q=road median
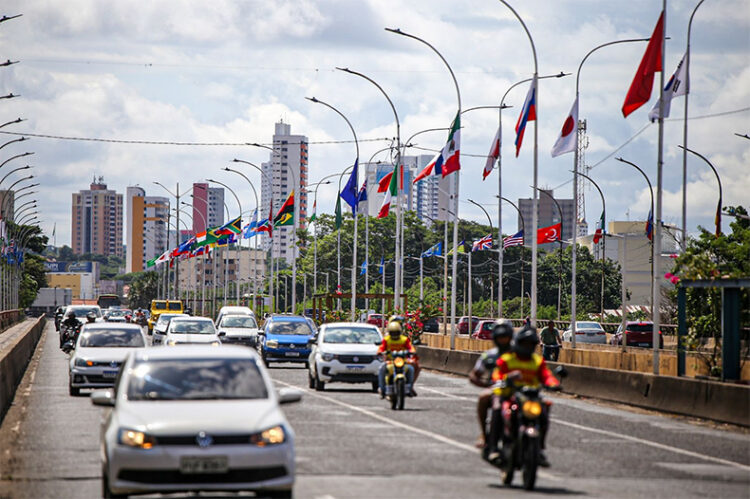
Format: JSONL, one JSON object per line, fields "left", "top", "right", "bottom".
{"left": 0, "top": 316, "right": 46, "bottom": 425}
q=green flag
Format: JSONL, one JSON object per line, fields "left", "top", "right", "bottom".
{"left": 310, "top": 199, "right": 317, "bottom": 223}
{"left": 146, "top": 257, "right": 156, "bottom": 268}
{"left": 335, "top": 196, "right": 342, "bottom": 229}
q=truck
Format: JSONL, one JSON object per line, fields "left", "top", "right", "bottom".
{"left": 148, "top": 299, "right": 183, "bottom": 332}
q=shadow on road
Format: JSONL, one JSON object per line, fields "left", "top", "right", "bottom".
{"left": 489, "top": 483, "right": 587, "bottom": 495}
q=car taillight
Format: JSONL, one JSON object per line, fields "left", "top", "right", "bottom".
{"left": 596, "top": 332, "right": 605, "bottom": 335}
{"left": 575, "top": 331, "right": 584, "bottom": 335}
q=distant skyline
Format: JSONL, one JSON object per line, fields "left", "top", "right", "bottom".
{"left": 1, "top": 0, "right": 747, "bottom": 247}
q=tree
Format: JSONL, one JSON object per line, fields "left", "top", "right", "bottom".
{"left": 127, "top": 271, "right": 160, "bottom": 309}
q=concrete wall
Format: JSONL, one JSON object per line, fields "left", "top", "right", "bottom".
{"left": 416, "top": 345, "right": 750, "bottom": 427}
{"left": 0, "top": 317, "right": 45, "bottom": 424}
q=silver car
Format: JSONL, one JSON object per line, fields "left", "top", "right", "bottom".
{"left": 164, "top": 317, "right": 221, "bottom": 346}
{"left": 68, "top": 323, "right": 146, "bottom": 396}
{"left": 562, "top": 321, "right": 607, "bottom": 344}
{"left": 91, "top": 345, "right": 301, "bottom": 498}
{"left": 151, "top": 313, "right": 188, "bottom": 345}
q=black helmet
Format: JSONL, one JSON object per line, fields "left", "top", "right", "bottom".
{"left": 512, "top": 326, "right": 539, "bottom": 357}
{"left": 66, "top": 310, "right": 76, "bottom": 318}
{"left": 491, "top": 321, "right": 514, "bottom": 342}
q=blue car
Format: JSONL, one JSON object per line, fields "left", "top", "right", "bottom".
{"left": 259, "top": 315, "right": 315, "bottom": 366}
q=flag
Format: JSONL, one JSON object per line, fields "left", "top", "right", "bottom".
{"left": 447, "top": 240, "right": 467, "bottom": 256}
{"left": 360, "top": 259, "right": 367, "bottom": 276}
{"left": 593, "top": 212, "right": 605, "bottom": 244}
{"left": 421, "top": 242, "right": 443, "bottom": 258}
{"left": 310, "top": 200, "right": 317, "bottom": 223}
{"left": 649, "top": 52, "right": 688, "bottom": 122}
{"left": 340, "top": 159, "right": 359, "bottom": 213}
{"left": 622, "top": 11, "right": 664, "bottom": 118}
{"left": 515, "top": 76, "right": 537, "bottom": 157}
{"left": 357, "top": 180, "right": 368, "bottom": 215}
{"left": 538, "top": 223, "right": 561, "bottom": 244}
{"left": 715, "top": 198, "right": 722, "bottom": 237}
{"left": 146, "top": 257, "right": 156, "bottom": 268}
{"left": 256, "top": 200, "right": 274, "bottom": 237}
{"left": 274, "top": 190, "right": 294, "bottom": 227}
{"left": 335, "top": 196, "right": 342, "bottom": 229}
{"left": 176, "top": 236, "right": 196, "bottom": 256}
{"left": 378, "top": 162, "right": 398, "bottom": 218}
{"left": 551, "top": 97, "right": 578, "bottom": 157}
{"left": 484, "top": 126, "right": 501, "bottom": 180}
{"left": 215, "top": 216, "right": 243, "bottom": 235}
{"left": 195, "top": 230, "right": 218, "bottom": 248}
{"left": 472, "top": 234, "right": 493, "bottom": 252}
{"left": 155, "top": 249, "right": 170, "bottom": 266}
{"left": 377, "top": 171, "right": 393, "bottom": 192}
{"left": 440, "top": 112, "right": 461, "bottom": 177}
{"left": 413, "top": 152, "right": 442, "bottom": 184}
{"left": 379, "top": 256, "right": 384, "bottom": 275}
{"left": 503, "top": 230, "right": 524, "bottom": 248}
{"left": 243, "top": 209, "right": 259, "bottom": 238}
{"left": 645, "top": 207, "right": 653, "bottom": 241}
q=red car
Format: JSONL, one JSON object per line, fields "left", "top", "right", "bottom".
{"left": 610, "top": 321, "right": 664, "bottom": 348}
{"left": 471, "top": 320, "right": 499, "bottom": 340}
{"left": 366, "top": 313, "right": 386, "bottom": 327}
{"left": 458, "top": 316, "right": 480, "bottom": 335}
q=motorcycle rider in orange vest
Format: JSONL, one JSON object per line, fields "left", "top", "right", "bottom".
{"left": 377, "top": 321, "right": 417, "bottom": 398}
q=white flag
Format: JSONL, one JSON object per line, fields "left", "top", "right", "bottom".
{"left": 648, "top": 52, "right": 688, "bottom": 122}
{"left": 483, "top": 126, "right": 501, "bottom": 180}
{"left": 551, "top": 97, "right": 578, "bottom": 158}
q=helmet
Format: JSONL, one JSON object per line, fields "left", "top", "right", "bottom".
{"left": 491, "top": 321, "right": 514, "bottom": 343}
{"left": 66, "top": 310, "right": 76, "bottom": 318}
{"left": 386, "top": 321, "right": 402, "bottom": 338}
{"left": 389, "top": 315, "right": 405, "bottom": 324}
{"left": 86, "top": 311, "right": 96, "bottom": 322}
{"left": 512, "top": 326, "right": 539, "bottom": 357}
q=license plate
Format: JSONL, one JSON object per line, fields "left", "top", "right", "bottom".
{"left": 102, "top": 370, "right": 118, "bottom": 378}
{"left": 637, "top": 343, "right": 650, "bottom": 347}
{"left": 586, "top": 332, "right": 595, "bottom": 336}
{"left": 346, "top": 365, "right": 364, "bottom": 371}
{"left": 285, "top": 351, "right": 300, "bottom": 357}
{"left": 180, "top": 456, "right": 228, "bottom": 474}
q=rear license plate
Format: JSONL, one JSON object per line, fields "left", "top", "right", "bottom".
{"left": 285, "top": 351, "right": 300, "bottom": 357}
{"left": 102, "top": 370, "right": 118, "bottom": 378}
{"left": 180, "top": 456, "right": 228, "bottom": 474}
{"left": 586, "top": 332, "right": 595, "bottom": 336}
{"left": 346, "top": 365, "right": 364, "bottom": 371}
{"left": 637, "top": 343, "right": 650, "bottom": 347}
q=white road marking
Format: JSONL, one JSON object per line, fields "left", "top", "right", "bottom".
{"left": 274, "top": 379, "right": 560, "bottom": 481}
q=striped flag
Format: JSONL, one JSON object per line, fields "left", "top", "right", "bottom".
{"left": 472, "top": 234, "right": 493, "bottom": 252}
{"left": 503, "top": 230, "right": 524, "bottom": 248}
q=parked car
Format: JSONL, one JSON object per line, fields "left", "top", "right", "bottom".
{"left": 610, "top": 321, "right": 664, "bottom": 348}
{"left": 366, "top": 313, "right": 386, "bottom": 327}
{"left": 457, "top": 316, "right": 480, "bottom": 335}
{"left": 422, "top": 317, "right": 440, "bottom": 333}
{"left": 151, "top": 313, "right": 188, "bottom": 345}
{"left": 308, "top": 323, "right": 383, "bottom": 392}
{"left": 217, "top": 314, "right": 261, "bottom": 348}
{"left": 91, "top": 345, "right": 301, "bottom": 498}
{"left": 471, "top": 320, "right": 499, "bottom": 340}
{"left": 215, "top": 305, "right": 255, "bottom": 327}
{"left": 563, "top": 321, "right": 607, "bottom": 344}
{"left": 164, "top": 317, "right": 221, "bottom": 346}
{"left": 68, "top": 323, "right": 146, "bottom": 396}
{"left": 259, "top": 315, "right": 315, "bottom": 367}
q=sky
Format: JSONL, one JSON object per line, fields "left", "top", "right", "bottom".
{"left": 0, "top": 0, "right": 748, "bottom": 248}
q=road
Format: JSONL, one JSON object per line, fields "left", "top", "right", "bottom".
{"left": 1, "top": 321, "right": 749, "bottom": 498}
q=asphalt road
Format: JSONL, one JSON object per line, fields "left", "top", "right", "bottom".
{"left": 1, "top": 321, "right": 749, "bottom": 498}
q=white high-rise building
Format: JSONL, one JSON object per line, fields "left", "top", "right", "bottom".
{"left": 260, "top": 121, "right": 309, "bottom": 265}
{"left": 125, "top": 186, "right": 168, "bottom": 273}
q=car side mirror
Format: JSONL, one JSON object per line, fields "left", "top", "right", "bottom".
{"left": 278, "top": 387, "right": 303, "bottom": 405}
{"left": 90, "top": 389, "right": 116, "bottom": 407}
{"left": 257, "top": 331, "right": 265, "bottom": 336}
{"left": 218, "top": 331, "right": 226, "bottom": 337}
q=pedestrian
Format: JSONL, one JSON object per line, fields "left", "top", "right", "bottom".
{"left": 540, "top": 320, "right": 562, "bottom": 361}
{"left": 524, "top": 316, "right": 531, "bottom": 327}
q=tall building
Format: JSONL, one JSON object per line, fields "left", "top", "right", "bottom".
{"left": 260, "top": 121, "right": 308, "bottom": 264}
{"left": 518, "top": 189, "right": 575, "bottom": 246}
{"left": 71, "top": 177, "right": 123, "bottom": 257}
{"left": 192, "top": 183, "right": 225, "bottom": 234}
{"left": 125, "top": 186, "right": 169, "bottom": 273}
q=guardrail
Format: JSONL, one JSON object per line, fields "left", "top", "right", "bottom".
{"left": 0, "top": 310, "right": 22, "bottom": 332}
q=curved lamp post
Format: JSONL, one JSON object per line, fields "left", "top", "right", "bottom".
{"left": 678, "top": 145, "right": 722, "bottom": 237}
{"left": 206, "top": 178, "right": 243, "bottom": 306}
{"left": 573, "top": 171, "right": 606, "bottom": 321}
{"left": 530, "top": 186, "right": 563, "bottom": 320}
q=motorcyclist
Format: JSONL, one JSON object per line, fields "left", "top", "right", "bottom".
{"left": 60, "top": 310, "right": 80, "bottom": 346}
{"left": 491, "top": 326, "right": 561, "bottom": 467}
{"left": 387, "top": 314, "right": 421, "bottom": 382}
{"left": 85, "top": 311, "right": 97, "bottom": 324}
{"left": 377, "top": 321, "right": 417, "bottom": 398}
{"left": 540, "top": 320, "right": 562, "bottom": 361}
{"left": 469, "top": 321, "right": 514, "bottom": 451}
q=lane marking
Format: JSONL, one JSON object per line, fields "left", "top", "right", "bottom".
{"left": 419, "top": 386, "right": 472, "bottom": 400}
{"left": 412, "top": 382, "right": 750, "bottom": 472}
{"left": 275, "top": 379, "right": 559, "bottom": 481}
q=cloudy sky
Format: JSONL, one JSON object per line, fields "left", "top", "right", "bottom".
{"left": 1, "top": 0, "right": 748, "bottom": 247}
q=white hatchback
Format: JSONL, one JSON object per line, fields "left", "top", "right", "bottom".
{"left": 164, "top": 317, "right": 221, "bottom": 346}
{"left": 307, "top": 323, "right": 383, "bottom": 392}
{"left": 91, "top": 345, "right": 301, "bottom": 498}
{"left": 562, "top": 321, "right": 607, "bottom": 344}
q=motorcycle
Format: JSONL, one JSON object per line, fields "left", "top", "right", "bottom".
{"left": 487, "top": 366, "right": 566, "bottom": 491}
{"left": 381, "top": 350, "right": 414, "bottom": 411}
{"left": 133, "top": 311, "right": 147, "bottom": 327}
{"left": 60, "top": 323, "right": 81, "bottom": 353}
{"left": 542, "top": 344, "right": 561, "bottom": 362}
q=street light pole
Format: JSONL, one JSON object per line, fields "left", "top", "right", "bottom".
{"left": 530, "top": 187, "right": 563, "bottom": 320}
{"left": 224, "top": 167, "right": 259, "bottom": 309}
{"left": 574, "top": 171, "right": 606, "bottom": 321}
{"left": 678, "top": 145, "right": 723, "bottom": 237}
{"left": 207, "top": 178, "right": 244, "bottom": 306}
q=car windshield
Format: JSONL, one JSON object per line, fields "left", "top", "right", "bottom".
{"left": 78, "top": 329, "right": 144, "bottom": 347}
{"left": 323, "top": 327, "right": 381, "bottom": 344}
{"left": 578, "top": 322, "right": 602, "bottom": 330}
{"left": 628, "top": 324, "right": 653, "bottom": 332}
{"left": 72, "top": 307, "right": 101, "bottom": 318}
{"left": 268, "top": 321, "right": 312, "bottom": 336}
{"left": 168, "top": 302, "right": 182, "bottom": 311}
{"left": 157, "top": 314, "right": 181, "bottom": 325}
{"left": 221, "top": 316, "right": 258, "bottom": 328}
{"left": 169, "top": 320, "right": 215, "bottom": 334}
{"left": 127, "top": 358, "right": 268, "bottom": 401}
{"left": 152, "top": 301, "right": 167, "bottom": 310}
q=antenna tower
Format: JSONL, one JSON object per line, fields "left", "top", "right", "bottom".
{"left": 576, "top": 119, "right": 590, "bottom": 237}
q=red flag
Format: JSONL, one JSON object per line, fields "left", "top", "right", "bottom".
{"left": 622, "top": 11, "right": 664, "bottom": 118}
{"left": 715, "top": 199, "right": 722, "bottom": 237}
{"left": 377, "top": 171, "right": 393, "bottom": 193}
{"left": 537, "top": 223, "right": 561, "bottom": 244}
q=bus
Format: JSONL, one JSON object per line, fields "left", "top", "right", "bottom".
{"left": 96, "top": 294, "right": 121, "bottom": 310}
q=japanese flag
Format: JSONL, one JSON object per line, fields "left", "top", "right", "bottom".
{"left": 551, "top": 97, "right": 578, "bottom": 158}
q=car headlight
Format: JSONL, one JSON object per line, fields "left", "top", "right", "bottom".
{"left": 74, "top": 358, "right": 93, "bottom": 367}
{"left": 249, "top": 425, "right": 286, "bottom": 446}
{"left": 522, "top": 400, "right": 543, "bottom": 419}
{"left": 118, "top": 428, "right": 156, "bottom": 449}
{"left": 321, "top": 352, "right": 335, "bottom": 362}
{"left": 211, "top": 341, "right": 221, "bottom": 346}
{"left": 166, "top": 338, "right": 178, "bottom": 346}
{"left": 266, "top": 340, "right": 279, "bottom": 349}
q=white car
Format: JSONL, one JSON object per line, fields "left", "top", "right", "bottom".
{"left": 215, "top": 306, "right": 255, "bottom": 327}
{"left": 217, "top": 314, "right": 260, "bottom": 348}
{"left": 562, "top": 321, "right": 607, "bottom": 344}
{"left": 164, "top": 317, "right": 221, "bottom": 346}
{"left": 151, "top": 313, "right": 188, "bottom": 345}
{"left": 68, "top": 323, "right": 146, "bottom": 396}
{"left": 308, "top": 322, "right": 383, "bottom": 392}
{"left": 91, "top": 345, "right": 301, "bottom": 498}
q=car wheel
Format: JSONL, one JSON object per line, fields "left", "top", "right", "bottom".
{"left": 315, "top": 373, "right": 325, "bottom": 391}
{"left": 102, "top": 467, "right": 127, "bottom": 498}
{"left": 308, "top": 371, "right": 316, "bottom": 389}
{"left": 372, "top": 381, "right": 379, "bottom": 393}
{"left": 69, "top": 383, "right": 80, "bottom": 397}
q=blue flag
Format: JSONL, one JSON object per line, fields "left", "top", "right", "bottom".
{"left": 360, "top": 259, "right": 367, "bottom": 276}
{"left": 421, "top": 242, "right": 443, "bottom": 258}
{"left": 243, "top": 209, "right": 259, "bottom": 239}
{"left": 340, "top": 158, "right": 359, "bottom": 214}
{"left": 379, "top": 256, "right": 384, "bottom": 275}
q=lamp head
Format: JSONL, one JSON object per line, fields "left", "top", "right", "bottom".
{"left": 305, "top": 96, "right": 319, "bottom": 103}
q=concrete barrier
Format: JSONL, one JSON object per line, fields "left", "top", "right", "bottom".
{"left": 0, "top": 316, "right": 46, "bottom": 424}
{"left": 417, "top": 345, "right": 750, "bottom": 427}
